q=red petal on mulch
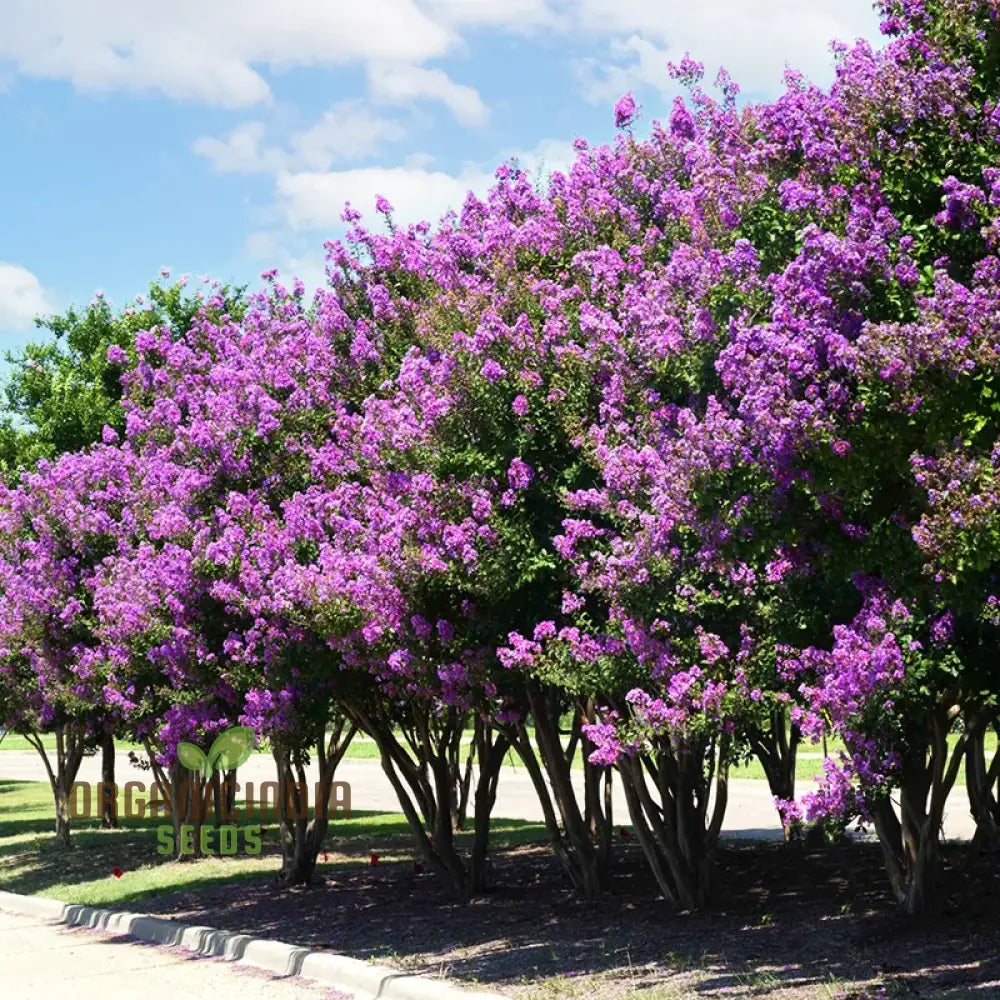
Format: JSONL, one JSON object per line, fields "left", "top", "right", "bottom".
{"left": 111, "top": 867, "right": 123, "bottom": 879}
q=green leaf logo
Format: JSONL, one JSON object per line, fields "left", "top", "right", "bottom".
{"left": 207, "top": 726, "right": 256, "bottom": 775}
{"left": 177, "top": 727, "right": 256, "bottom": 780}
{"left": 177, "top": 741, "right": 207, "bottom": 773}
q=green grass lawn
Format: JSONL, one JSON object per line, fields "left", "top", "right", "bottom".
{"left": 0, "top": 732, "right": 145, "bottom": 753}
{"left": 0, "top": 778, "right": 547, "bottom": 907}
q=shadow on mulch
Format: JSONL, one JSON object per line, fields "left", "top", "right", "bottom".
{"left": 95, "top": 838, "right": 1000, "bottom": 998}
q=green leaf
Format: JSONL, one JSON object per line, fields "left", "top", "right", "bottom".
{"left": 177, "top": 742, "right": 207, "bottom": 772}
{"left": 206, "top": 726, "right": 256, "bottom": 774}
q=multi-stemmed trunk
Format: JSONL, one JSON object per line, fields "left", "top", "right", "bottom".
{"left": 580, "top": 698, "right": 614, "bottom": 871}
{"left": 507, "top": 683, "right": 609, "bottom": 899}
{"left": 449, "top": 719, "right": 476, "bottom": 832}
{"left": 145, "top": 740, "right": 214, "bottom": 859}
{"left": 27, "top": 723, "right": 87, "bottom": 845}
{"left": 617, "top": 733, "right": 729, "bottom": 911}
{"left": 348, "top": 702, "right": 507, "bottom": 896}
{"left": 211, "top": 768, "right": 238, "bottom": 827}
{"left": 869, "top": 705, "right": 966, "bottom": 917}
{"left": 273, "top": 716, "right": 356, "bottom": 886}
{"left": 467, "top": 718, "right": 509, "bottom": 892}
{"left": 749, "top": 708, "right": 799, "bottom": 835}
{"left": 964, "top": 711, "right": 1000, "bottom": 852}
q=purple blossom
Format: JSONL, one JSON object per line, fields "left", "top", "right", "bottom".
{"left": 614, "top": 92, "right": 637, "bottom": 129}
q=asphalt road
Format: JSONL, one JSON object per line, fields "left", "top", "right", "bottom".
{"left": 0, "top": 748, "right": 979, "bottom": 841}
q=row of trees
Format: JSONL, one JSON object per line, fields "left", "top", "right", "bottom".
{"left": 2, "top": 0, "right": 1000, "bottom": 915}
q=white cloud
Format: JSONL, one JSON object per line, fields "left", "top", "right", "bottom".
{"left": 272, "top": 135, "right": 576, "bottom": 232}
{"left": 274, "top": 251, "right": 330, "bottom": 298}
{"left": 402, "top": 151, "right": 437, "bottom": 170}
{"left": 289, "top": 103, "right": 410, "bottom": 169}
{"left": 0, "top": 263, "right": 52, "bottom": 332}
{"left": 0, "top": 0, "right": 881, "bottom": 113}
{"left": 275, "top": 163, "right": 494, "bottom": 231}
{"left": 423, "top": 0, "right": 556, "bottom": 30}
{"left": 368, "top": 63, "right": 488, "bottom": 126}
{"left": 0, "top": 0, "right": 457, "bottom": 107}
{"left": 194, "top": 102, "right": 409, "bottom": 175}
{"left": 568, "top": 0, "right": 881, "bottom": 102}
{"left": 244, "top": 231, "right": 281, "bottom": 259}
{"left": 193, "top": 122, "right": 280, "bottom": 174}
{"left": 507, "top": 137, "right": 577, "bottom": 181}
{"left": 242, "top": 234, "right": 333, "bottom": 300}
{"left": 247, "top": 137, "right": 571, "bottom": 299}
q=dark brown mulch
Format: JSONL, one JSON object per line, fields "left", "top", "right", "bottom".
{"left": 107, "top": 839, "right": 1000, "bottom": 999}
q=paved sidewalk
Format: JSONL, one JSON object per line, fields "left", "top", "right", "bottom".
{"left": 0, "top": 909, "right": 338, "bottom": 999}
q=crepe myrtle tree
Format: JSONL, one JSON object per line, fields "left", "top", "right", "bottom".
{"left": 160, "top": 287, "right": 514, "bottom": 896}
{"left": 639, "top": 0, "right": 1000, "bottom": 915}
{"left": 207, "top": 496, "right": 362, "bottom": 887}
{"left": 310, "top": 101, "right": 772, "bottom": 896}
{"left": 99, "top": 253, "right": 479, "bottom": 879}
{"left": 754, "top": 226, "right": 1000, "bottom": 911}
{"left": 96, "top": 269, "right": 383, "bottom": 857}
{"left": 534, "top": 528, "right": 760, "bottom": 910}
{"left": 205, "top": 562, "right": 361, "bottom": 886}
{"left": 772, "top": 585, "right": 984, "bottom": 917}
{"left": 162, "top": 481, "right": 363, "bottom": 885}
{"left": 264, "top": 697, "right": 357, "bottom": 887}
{"left": 280, "top": 193, "right": 618, "bottom": 896}
{"left": 0, "top": 275, "right": 246, "bottom": 819}
{"left": 0, "top": 446, "right": 141, "bottom": 844}
{"left": 94, "top": 534, "right": 249, "bottom": 858}
{"left": 263, "top": 471, "right": 514, "bottom": 897}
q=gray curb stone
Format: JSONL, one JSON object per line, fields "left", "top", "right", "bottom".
{"left": 0, "top": 890, "right": 508, "bottom": 1000}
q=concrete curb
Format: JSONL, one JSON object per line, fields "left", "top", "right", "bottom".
{"left": 0, "top": 890, "right": 508, "bottom": 1000}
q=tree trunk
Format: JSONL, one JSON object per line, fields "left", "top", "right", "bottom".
{"left": 750, "top": 709, "right": 799, "bottom": 835}
{"left": 144, "top": 742, "right": 212, "bottom": 860}
{"left": 965, "top": 713, "right": 1000, "bottom": 852}
{"left": 509, "top": 685, "right": 606, "bottom": 898}
{"left": 582, "top": 699, "right": 614, "bottom": 871}
{"left": 869, "top": 706, "right": 966, "bottom": 916}
{"left": 347, "top": 701, "right": 510, "bottom": 897}
{"left": 617, "top": 735, "right": 728, "bottom": 912}
{"left": 469, "top": 722, "right": 508, "bottom": 893}
{"left": 54, "top": 782, "right": 71, "bottom": 845}
{"left": 454, "top": 727, "right": 476, "bottom": 832}
{"left": 26, "top": 724, "right": 87, "bottom": 846}
{"left": 275, "top": 718, "right": 356, "bottom": 886}
{"left": 101, "top": 732, "right": 118, "bottom": 829}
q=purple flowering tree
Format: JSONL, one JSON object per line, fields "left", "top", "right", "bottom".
{"left": 0, "top": 446, "right": 141, "bottom": 843}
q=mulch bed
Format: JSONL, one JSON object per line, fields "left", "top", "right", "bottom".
{"left": 115, "top": 839, "right": 1000, "bottom": 999}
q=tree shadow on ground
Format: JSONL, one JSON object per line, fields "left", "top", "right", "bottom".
{"left": 114, "top": 841, "right": 1000, "bottom": 999}
{"left": 4, "top": 784, "right": 997, "bottom": 998}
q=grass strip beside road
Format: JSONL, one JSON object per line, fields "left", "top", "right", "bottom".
{"left": 0, "top": 778, "right": 547, "bottom": 907}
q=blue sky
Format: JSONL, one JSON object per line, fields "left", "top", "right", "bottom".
{"left": 0, "top": 0, "right": 883, "bottom": 354}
